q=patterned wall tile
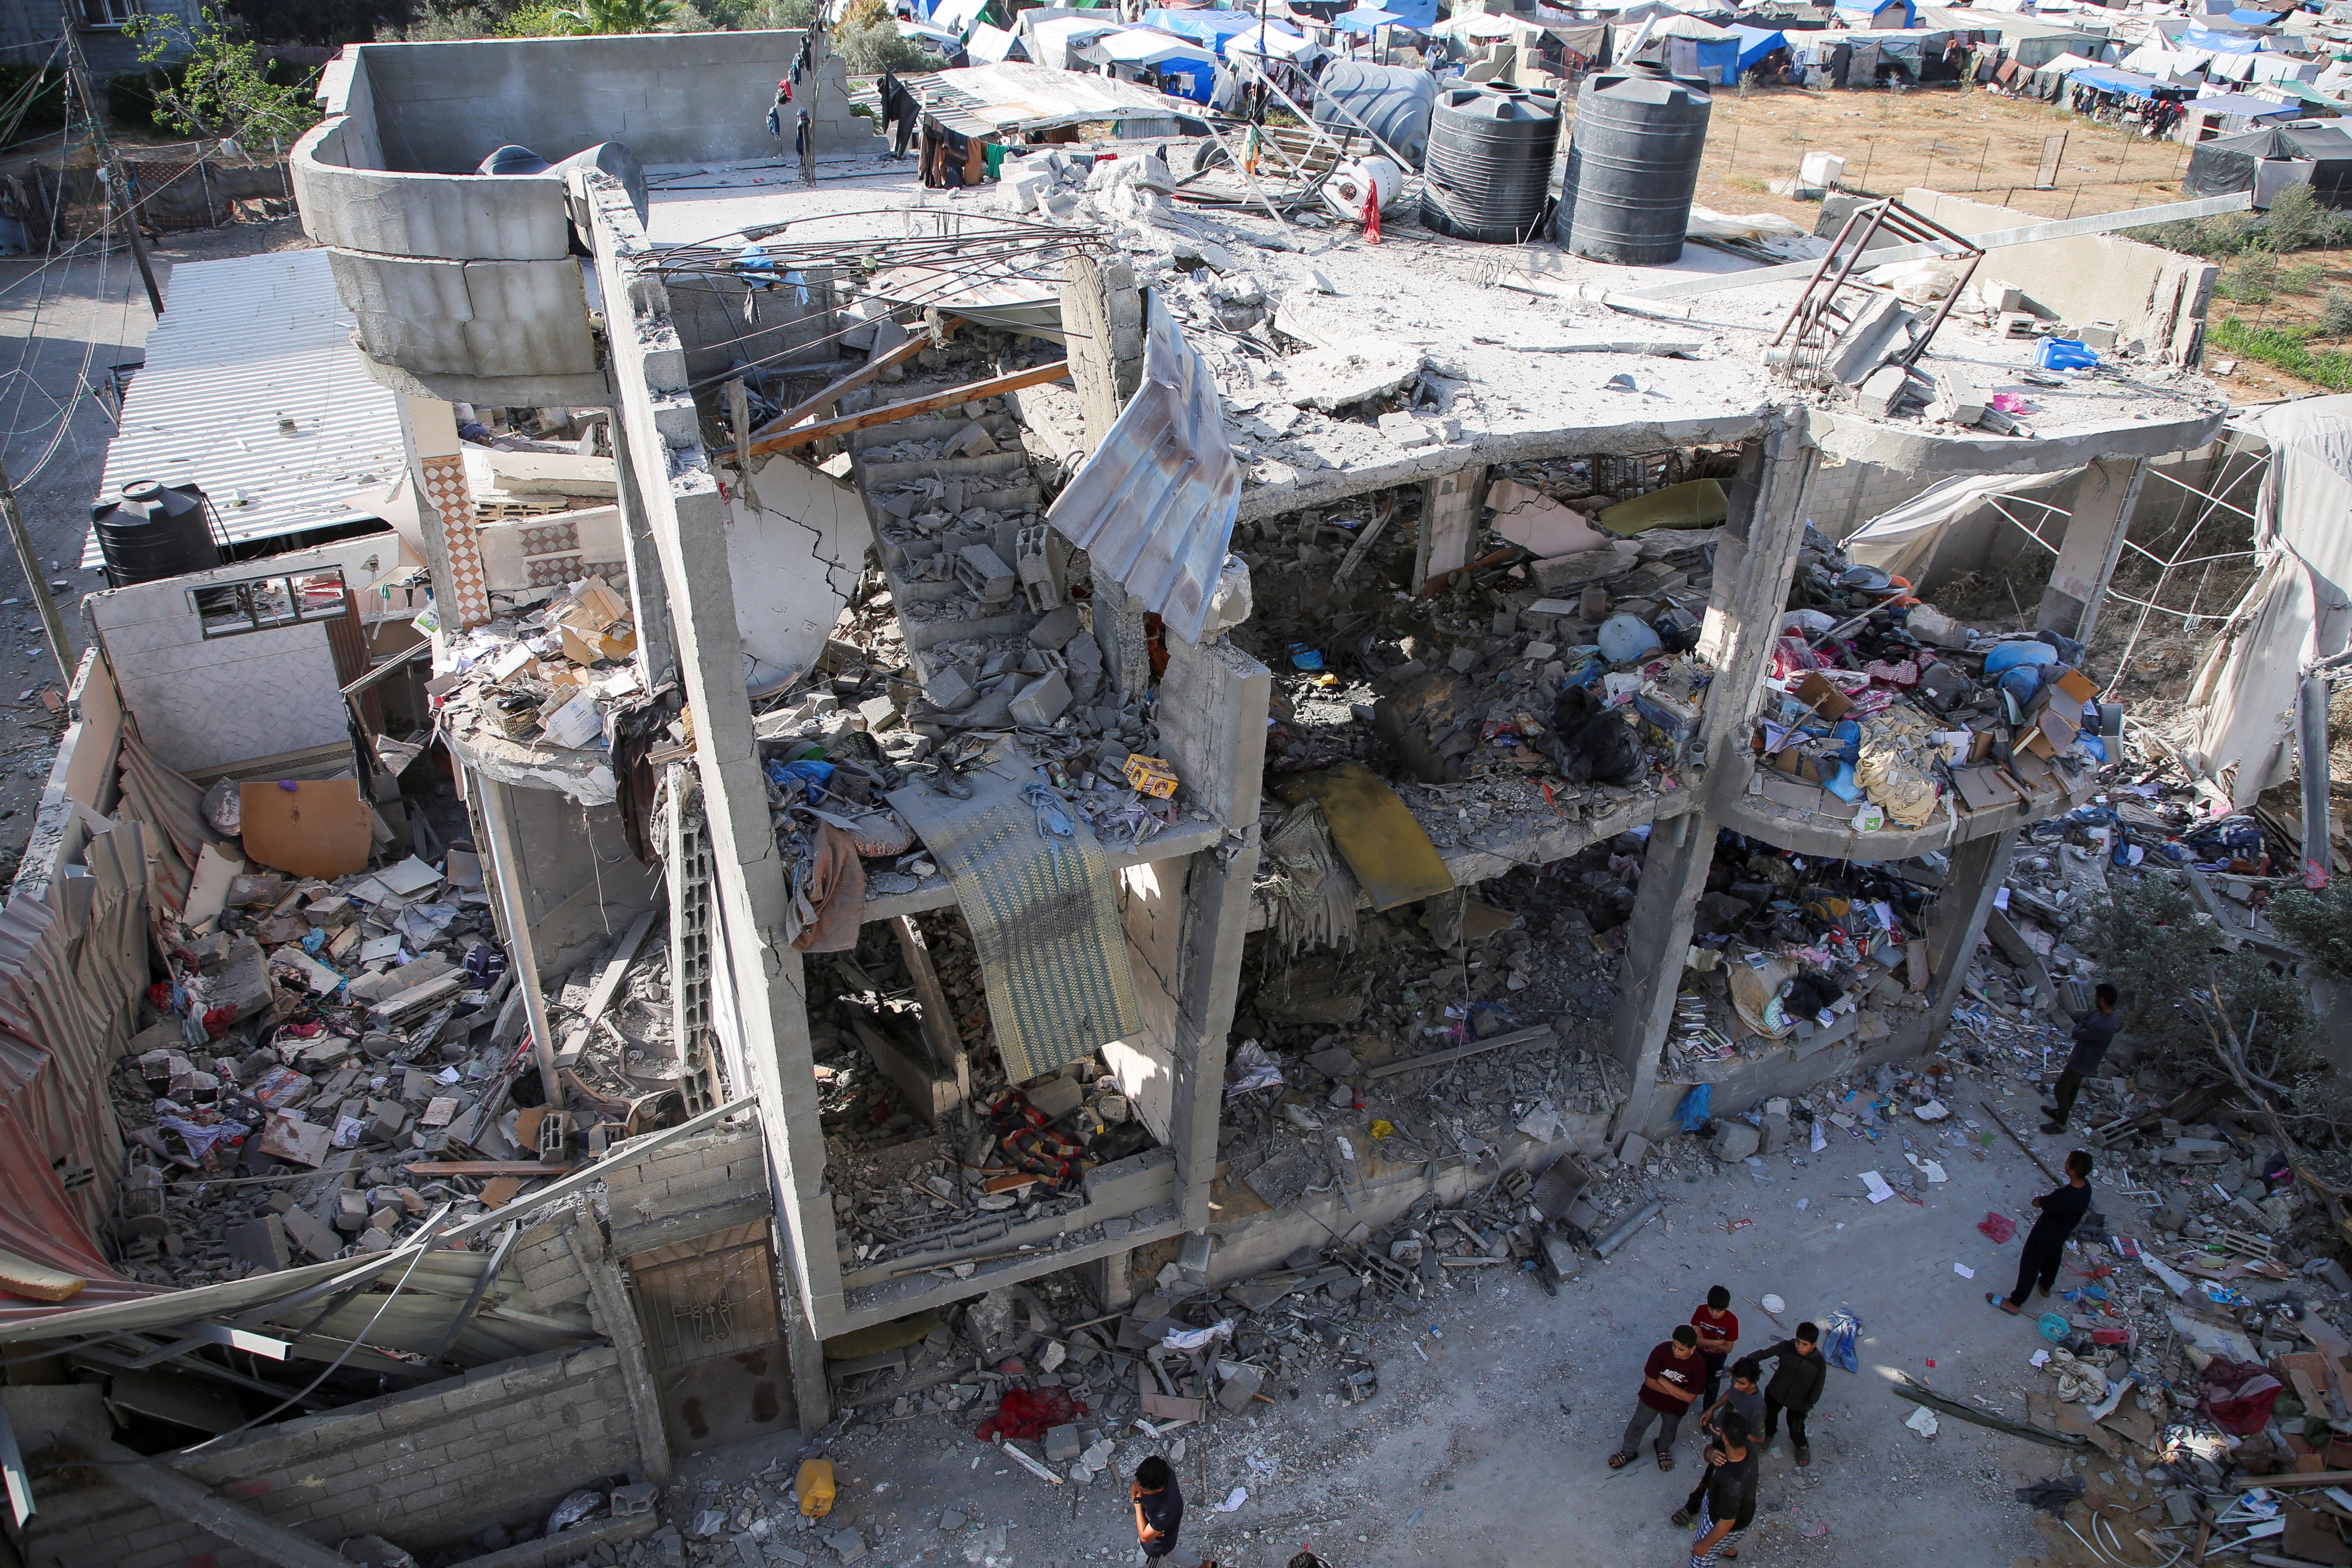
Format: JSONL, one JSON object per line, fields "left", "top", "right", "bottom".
{"left": 520, "top": 521, "right": 582, "bottom": 557}
{"left": 419, "top": 452, "right": 490, "bottom": 628}
{"left": 527, "top": 555, "right": 585, "bottom": 587}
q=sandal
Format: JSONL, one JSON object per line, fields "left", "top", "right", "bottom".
{"left": 1670, "top": 1509, "right": 1694, "bottom": 1528}
{"left": 1986, "top": 1292, "right": 2021, "bottom": 1317}
{"left": 1608, "top": 1450, "right": 1633, "bottom": 1470}
{"left": 1657, "top": 1450, "right": 1675, "bottom": 1472}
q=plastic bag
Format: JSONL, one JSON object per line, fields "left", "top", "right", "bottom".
{"left": 1976, "top": 1211, "right": 2017, "bottom": 1244}
{"left": 1820, "top": 1310, "right": 1861, "bottom": 1374}
{"left": 1675, "top": 1083, "right": 1714, "bottom": 1133}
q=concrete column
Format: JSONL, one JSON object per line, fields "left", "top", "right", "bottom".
{"left": 1921, "top": 826, "right": 2020, "bottom": 1047}
{"left": 610, "top": 415, "right": 681, "bottom": 694}
{"left": 1603, "top": 811, "right": 1713, "bottom": 1141}
{"left": 1157, "top": 635, "right": 1269, "bottom": 1227}
{"left": 565, "top": 1217, "right": 675, "bottom": 1485}
{"left": 1607, "top": 417, "right": 1816, "bottom": 1139}
{"left": 2036, "top": 455, "right": 2147, "bottom": 644}
{"left": 1061, "top": 256, "right": 1151, "bottom": 694}
{"left": 473, "top": 772, "right": 563, "bottom": 1109}
{"left": 396, "top": 393, "right": 492, "bottom": 630}
{"left": 583, "top": 177, "right": 845, "bottom": 1434}
{"left": 1413, "top": 464, "right": 1489, "bottom": 588}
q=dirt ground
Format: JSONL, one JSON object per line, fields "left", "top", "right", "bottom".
{"left": 1685, "top": 84, "right": 2352, "bottom": 402}
{"left": 0, "top": 211, "right": 315, "bottom": 882}
{"left": 671, "top": 1060, "right": 2149, "bottom": 1568}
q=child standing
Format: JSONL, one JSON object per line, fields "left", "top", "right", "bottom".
{"left": 1671, "top": 1359, "right": 1765, "bottom": 1528}
{"left": 1691, "top": 1286, "right": 1740, "bottom": 1406}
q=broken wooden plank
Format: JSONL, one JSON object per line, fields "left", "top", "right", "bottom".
{"left": 744, "top": 361, "right": 1072, "bottom": 456}
{"left": 1364, "top": 1025, "right": 1554, "bottom": 1079}
{"left": 748, "top": 316, "right": 961, "bottom": 441}
{"left": 400, "top": 1160, "right": 577, "bottom": 1177}
{"left": 554, "top": 903, "right": 660, "bottom": 1070}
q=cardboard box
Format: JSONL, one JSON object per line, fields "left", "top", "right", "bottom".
{"left": 2051, "top": 667, "right": 2098, "bottom": 707}
{"left": 1123, "top": 754, "right": 1178, "bottom": 798}
{"left": 1793, "top": 672, "right": 1852, "bottom": 721}
{"left": 2019, "top": 698, "right": 2079, "bottom": 760}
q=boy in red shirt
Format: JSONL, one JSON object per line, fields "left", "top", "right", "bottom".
{"left": 1609, "top": 1325, "right": 1705, "bottom": 1471}
{"left": 1691, "top": 1285, "right": 1739, "bottom": 1406}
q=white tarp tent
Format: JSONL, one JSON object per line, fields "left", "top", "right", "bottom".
{"left": 2187, "top": 396, "right": 2352, "bottom": 804}
{"left": 1842, "top": 468, "right": 2082, "bottom": 585}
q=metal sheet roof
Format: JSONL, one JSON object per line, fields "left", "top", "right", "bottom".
{"left": 1045, "top": 294, "right": 1237, "bottom": 646}
{"left": 84, "top": 249, "right": 406, "bottom": 568}
{"left": 903, "top": 62, "right": 1203, "bottom": 135}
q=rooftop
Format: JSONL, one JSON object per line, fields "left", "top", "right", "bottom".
{"left": 84, "top": 250, "right": 406, "bottom": 568}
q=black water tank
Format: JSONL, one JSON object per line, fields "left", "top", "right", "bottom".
{"left": 1421, "top": 86, "right": 1562, "bottom": 243}
{"left": 91, "top": 479, "right": 221, "bottom": 588}
{"left": 1311, "top": 61, "right": 1440, "bottom": 170}
{"left": 1556, "top": 62, "right": 1713, "bottom": 265}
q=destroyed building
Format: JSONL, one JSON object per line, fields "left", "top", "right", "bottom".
{"left": 0, "top": 23, "right": 2284, "bottom": 1568}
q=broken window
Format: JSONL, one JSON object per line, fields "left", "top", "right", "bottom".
{"left": 188, "top": 567, "right": 348, "bottom": 639}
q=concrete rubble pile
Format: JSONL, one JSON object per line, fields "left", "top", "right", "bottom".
{"left": 1225, "top": 850, "right": 1632, "bottom": 1210}
{"left": 1245, "top": 460, "right": 1734, "bottom": 866}
{"left": 1666, "top": 834, "right": 1940, "bottom": 1077}
{"left": 1750, "top": 525, "right": 2109, "bottom": 830}
{"left": 117, "top": 838, "right": 541, "bottom": 1286}
{"left": 432, "top": 574, "right": 651, "bottom": 756}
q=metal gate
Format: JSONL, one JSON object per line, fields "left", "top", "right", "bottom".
{"left": 627, "top": 1222, "right": 796, "bottom": 1452}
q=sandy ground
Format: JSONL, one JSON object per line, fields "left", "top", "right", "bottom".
{"left": 0, "top": 213, "right": 314, "bottom": 879}
{"left": 669, "top": 1066, "right": 2138, "bottom": 1568}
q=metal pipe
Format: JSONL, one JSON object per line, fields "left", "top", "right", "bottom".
{"left": 1593, "top": 1198, "right": 1665, "bottom": 1257}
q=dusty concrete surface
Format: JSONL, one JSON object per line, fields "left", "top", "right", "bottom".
{"left": 656, "top": 1074, "right": 2124, "bottom": 1568}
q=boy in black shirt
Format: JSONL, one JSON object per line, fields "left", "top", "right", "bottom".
{"left": 1686, "top": 1410, "right": 1758, "bottom": 1566}
{"left": 1989, "top": 1148, "right": 2094, "bottom": 1314}
{"left": 1132, "top": 1456, "right": 1184, "bottom": 1562}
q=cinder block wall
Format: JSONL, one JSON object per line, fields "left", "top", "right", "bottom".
{"left": 24, "top": 1345, "right": 637, "bottom": 1568}
{"left": 604, "top": 1123, "right": 773, "bottom": 1255}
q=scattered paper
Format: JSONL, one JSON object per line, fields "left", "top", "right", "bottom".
{"left": 2144, "top": 1254, "right": 2194, "bottom": 1299}
{"left": 1954, "top": 1262, "right": 1976, "bottom": 1279}
{"left": 1213, "top": 1488, "right": 1248, "bottom": 1514}
{"left": 1859, "top": 1170, "right": 1897, "bottom": 1204}
{"left": 1811, "top": 1121, "right": 1828, "bottom": 1153}
{"left": 1905, "top": 1404, "right": 1940, "bottom": 1438}
{"left": 1913, "top": 1100, "right": 1950, "bottom": 1122}
{"left": 2031, "top": 1349, "right": 2052, "bottom": 1368}
{"left": 1993, "top": 886, "right": 2011, "bottom": 910}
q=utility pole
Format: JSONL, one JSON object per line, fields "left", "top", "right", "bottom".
{"left": 802, "top": 20, "right": 821, "bottom": 187}
{"left": 0, "top": 460, "right": 78, "bottom": 694}
{"left": 62, "top": 21, "right": 164, "bottom": 317}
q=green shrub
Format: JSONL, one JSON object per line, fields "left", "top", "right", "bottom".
{"left": 2284, "top": 261, "right": 2328, "bottom": 295}
{"left": 2271, "top": 884, "right": 2352, "bottom": 983}
{"left": 2218, "top": 249, "right": 2280, "bottom": 304}
{"left": 2323, "top": 287, "right": 2352, "bottom": 337}
{"left": 2211, "top": 314, "right": 2352, "bottom": 392}
{"left": 2085, "top": 877, "right": 2322, "bottom": 1093}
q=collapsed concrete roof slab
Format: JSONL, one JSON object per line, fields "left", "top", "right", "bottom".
{"left": 1808, "top": 402, "right": 2229, "bottom": 479}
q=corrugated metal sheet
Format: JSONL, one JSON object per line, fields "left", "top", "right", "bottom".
{"left": 900, "top": 62, "right": 1203, "bottom": 134}
{"left": 84, "top": 250, "right": 406, "bottom": 568}
{"left": 1045, "top": 295, "right": 1238, "bottom": 646}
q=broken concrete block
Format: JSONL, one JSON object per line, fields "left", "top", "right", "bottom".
{"left": 925, "top": 666, "right": 977, "bottom": 712}
{"left": 227, "top": 1214, "right": 290, "bottom": 1272}
{"left": 1028, "top": 604, "right": 1083, "bottom": 651}
{"left": 1854, "top": 363, "right": 1922, "bottom": 419}
{"left": 1216, "top": 1363, "right": 1264, "bottom": 1412}
{"left": 1615, "top": 1131, "right": 1650, "bottom": 1167}
{"left": 827, "top": 1529, "right": 869, "bottom": 1564}
{"left": 1025, "top": 1074, "right": 1085, "bottom": 1120}
{"left": 1531, "top": 543, "right": 1639, "bottom": 594}
{"left": 280, "top": 1204, "right": 342, "bottom": 1261}
{"left": 1824, "top": 291, "right": 1917, "bottom": 384}
{"left": 1001, "top": 169, "right": 1051, "bottom": 213}
{"left": 1043, "top": 1423, "right": 1082, "bottom": 1462}
{"left": 1179, "top": 1230, "right": 1214, "bottom": 1282}
{"left": 946, "top": 421, "right": 998, "bottom": 458}
{"left": 1008, "top": 669, "right": 1072, "bottom": 728}
{"left": 1759, "top": 1111, "right": 1790, "bottom": 1156}
{"left": 1708, "top": 1121, "right": 1761, "bottom": 1161}
{"left": 2307, "top": 1257, "right": 2352, "bottom": 1294}
{"left": 1375, "top": 411, "right": 1435, "bottom": 447}
{"left": 953, "top": 544, "right": 1017, "bottom": 605}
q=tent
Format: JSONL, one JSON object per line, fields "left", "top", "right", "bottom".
{"left": 1732, "top": 23, "right": 1790, "bottom": 70}
{"left": 967, "top": 20, "right": 1019, "bottom": 60}
{"left": 1333, "top": 6, "right": 1429, "bottom": 33}
{"left": 1835, "top": 0, "right": 1917, "bottom": 27}
{"left": 2069, "top": 64, "right": 2161, "bottom": 97}
{"left": 2182, "top": 22, "right": 2266, "bottom": 51}
{"left": 1096, "top": 26, "right": 1217, "bottom": 63}
{"left": 2188, "top": 398, "right": 2352, "bottom": 806}
{"left": 1025, "top": 12, "right": 1121, "bottom": 67}
{"left": 1143, "top": 7, "right": 1260, "bottom": 52}
{"left": 2178, "top": 90, "right": 2308, "bottom": 136}
{"left": 2184, "top": 122, "right": 2352, "bottom": 203}
{"left": 1231, "top": 20, "right": 1318, "bottom": 58}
